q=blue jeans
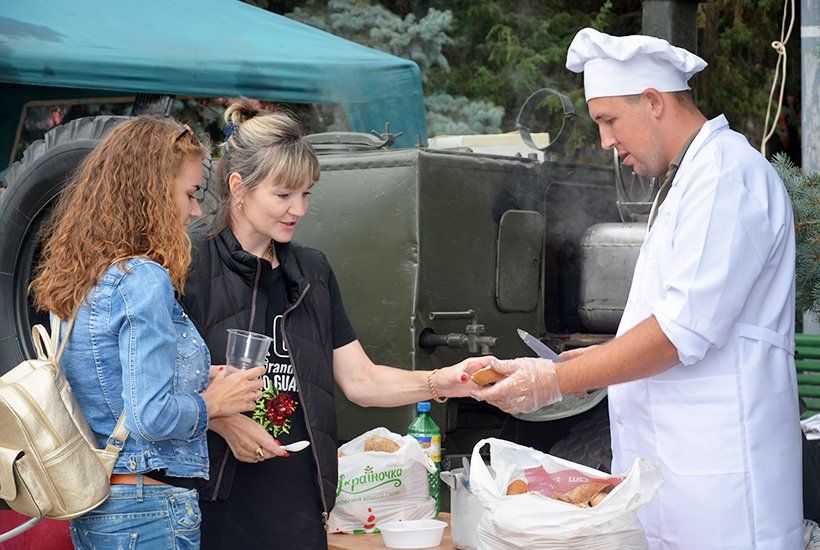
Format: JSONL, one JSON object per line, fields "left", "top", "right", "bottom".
{"left": 70, "top": 477, "right": 201, "bottom": 549}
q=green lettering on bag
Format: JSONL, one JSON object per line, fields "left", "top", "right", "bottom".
{"left": 336, "top": 467, "right": 404, "bottom": 496}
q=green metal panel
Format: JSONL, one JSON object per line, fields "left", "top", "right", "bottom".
{"left": 797, "top": 360, "right": 820, "bottom": 373}
{"left": 795, "top": 332, "right": 820, "bottom": 418}
{"left": 496, "top": 210, "right": 544, "bottom": 312}
{"left": 296, "top": 150, "right": 422, "bottom": 439}
{"left": 415, "top": 151, "right": 548, "bottom": 366}
{"left": 296, "top": 148, "right": 551, "bottom": 440}
{"left": 798, "top": 373, "right": 820, "bottom": 387}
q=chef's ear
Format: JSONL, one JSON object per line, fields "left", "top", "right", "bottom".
{"left": 642, "top": 88, "right": 664, "bottom": 118}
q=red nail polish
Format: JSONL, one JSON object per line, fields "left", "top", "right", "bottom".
{"left": 218, "top": 366, "right": 224, "bottom": 371}
{"left": 460, "top": 373, "right": 469, "bottom": 382}
{"left": 283, "top": 452, "right": 290, "bottom": 458}
{"left": 274, "top": 439, "right": 280, "bottom": 446}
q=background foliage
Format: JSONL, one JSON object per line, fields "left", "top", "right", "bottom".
{"left": 775, "top": 155, "right": 820, "bottom": 315}
{"left": 276, "top": 0, "right": 801, "bottom": 164}
{"left": 16, "top": 1, "right": 801, "bottom": 168}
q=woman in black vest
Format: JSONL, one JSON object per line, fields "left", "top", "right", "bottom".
{"left": 180, "top": 98, "right": 492, "bottom": 549}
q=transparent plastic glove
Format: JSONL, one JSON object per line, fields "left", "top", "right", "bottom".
{"left": 471, "top": 357, "right": 562, "bottom": 414}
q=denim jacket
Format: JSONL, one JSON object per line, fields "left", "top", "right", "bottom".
{"left": 60, "top": 258, "right": 211, "bottom": 478}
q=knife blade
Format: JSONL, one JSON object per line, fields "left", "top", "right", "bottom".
{"left": 517, "top": 328, "right": 562, "bottom": 362}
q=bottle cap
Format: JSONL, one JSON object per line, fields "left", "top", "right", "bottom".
{"left": 417, "top": 401, "right": 431, "bottom": 413}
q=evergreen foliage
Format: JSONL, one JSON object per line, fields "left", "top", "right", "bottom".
{"left": 288, "top": 0, "right": 504, "bottom": 136}
{"left": 426, "top": 0, "right": 634, "bottom": 162}
{"left": 289, "top": 0, "right": 452, "bottom": 80}
{"left": 696, "top": 0, "right": 801, "bottom": 154}
{"left": 274, "top": 1, "right": 798, "bottom": 159}
{"left": 424, "top": 93, "right": 504, "bottom": 136}
{"left": 774, "top": 154, "right": 820, "bottom": 314}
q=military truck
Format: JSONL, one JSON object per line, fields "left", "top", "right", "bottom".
{"left": 299, "top": 110, "right": 651, "bottom": 474}
{"left": 0, "top": 1, "right": 658, "bottom": 482}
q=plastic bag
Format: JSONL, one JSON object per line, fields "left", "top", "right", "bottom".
{"left": 469, "top": 438, "right": 662, "bottom": 549}
{"left": 328, "top": 427, "right": 436, "bottom": 534}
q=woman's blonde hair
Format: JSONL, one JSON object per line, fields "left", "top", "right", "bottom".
{"left": 209, "top": 98, "right": 320, "bottom": 235}
{"left": 31, "top": 116, "right": 208, "bottom": 318}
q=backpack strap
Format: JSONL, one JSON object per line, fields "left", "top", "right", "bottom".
{"left": 31, "top": 324, "right": 55, "bottom": 362}
{"left": 30, "top": 314, "right": 76, "bottom": 372}
{"left": 52, "top": 314, "right": 76, "bottom": 363}
{"left": 104, "top": 411, "right": 130, "bottom": 454}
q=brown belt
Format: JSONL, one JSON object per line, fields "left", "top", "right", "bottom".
{"left": 110, "top": 473, "right": 167, "bottom": 486}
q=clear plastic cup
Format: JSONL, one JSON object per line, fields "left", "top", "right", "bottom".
{"left": 225, "top": 329, "right": 273, "bottom": 370}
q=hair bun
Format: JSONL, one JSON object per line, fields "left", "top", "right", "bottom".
{"left": 224, "top": 97, "right": 262, "bottom": 127}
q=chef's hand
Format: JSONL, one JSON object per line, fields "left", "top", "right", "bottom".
{"left": 471, "top": 357, "right": 562, "bottom": 414}
{"left": 209, "top": 414, "right": 288, "bottom": 462}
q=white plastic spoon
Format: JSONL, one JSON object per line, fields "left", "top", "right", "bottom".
{"left": 280, "top": 440, "right": 310, "bottom": 452}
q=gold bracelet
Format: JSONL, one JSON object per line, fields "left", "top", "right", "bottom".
{"left": 427, "top": 369, "right": 448, "bottom": 404}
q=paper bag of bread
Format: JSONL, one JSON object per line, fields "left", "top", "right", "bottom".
{"left": 468, "top": 437, "right": 662, "bottom": 549}
{"left": 328, "top": 427, "right": 436, "bottom": 534}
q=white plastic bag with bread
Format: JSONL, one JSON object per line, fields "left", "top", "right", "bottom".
{"left": 469, "top": 438, "right": 662, "bottom": 549}
{"left": 328, "top": 427, "right": 437, "bottom": 534}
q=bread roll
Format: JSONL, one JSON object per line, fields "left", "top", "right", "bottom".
{"left": 471, "top": 367, "right": 504, "bottom": 387}
{"left": 550, "top": 481, "right": 614, "bottom": 507}
{"left": 589, "top": 491, "right": 608, "bottom": 507}
{"left": 363, "top": 435, "right": 401, "bottom": 453}
{"left": 566, "top": 481, "right": 613, "bottom": 505}
{"left": 506, "top": 479, "right": 529, "bottom": 495}
{"left": 552, "top": 493, "right": 572, "bottom": 504}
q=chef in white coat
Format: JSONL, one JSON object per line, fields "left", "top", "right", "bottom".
{"left": 472, "top": 28, "right": 803, "bottom": 548}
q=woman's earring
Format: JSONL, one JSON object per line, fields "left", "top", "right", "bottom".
{"left": 237, "top": 201, "right": 245, "bottom": 211}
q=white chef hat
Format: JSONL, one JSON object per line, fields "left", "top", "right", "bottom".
{"left": 566, "top": 28, "right": 707, "bottom": 101}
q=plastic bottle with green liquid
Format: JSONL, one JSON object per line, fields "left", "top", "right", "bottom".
{"left": 407, "top": 401, "right": 441, "bottom": 515}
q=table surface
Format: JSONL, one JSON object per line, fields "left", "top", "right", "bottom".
{"left": 327, "top": 513, "right": 456, "bottom": 550}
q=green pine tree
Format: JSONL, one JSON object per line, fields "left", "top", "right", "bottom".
{"left": 287, "top": 0, "right": 504, "bottom": 136}
{"left": 774, "top": 154, "right": 820, "bottom": 316}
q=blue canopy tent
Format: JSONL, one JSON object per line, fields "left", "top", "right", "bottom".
{"left": 0, "top": 0, "right": 427, "bottom": 169}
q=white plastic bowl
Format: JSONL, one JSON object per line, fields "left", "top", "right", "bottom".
{"left": 378, "top": 519, "right": 447, "bottom": 549}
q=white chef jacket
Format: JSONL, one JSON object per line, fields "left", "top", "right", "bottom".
{"left": 610, "top": 115, "right": 803, "bottom": 549}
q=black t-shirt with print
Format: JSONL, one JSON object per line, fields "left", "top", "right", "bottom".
{"left": 200, "top": 266, "right": 356, "bottom": 550}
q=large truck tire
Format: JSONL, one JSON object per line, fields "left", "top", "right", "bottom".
{"left": 548, "top": 399, "right": 613, "bottom": 473}
{"left": 188, "top": 160, "right": 219, "bottom": 233}
{"left": 0, "top": 116, "right": 129, "bottom": 372}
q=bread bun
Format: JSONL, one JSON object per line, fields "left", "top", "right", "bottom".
{"left": 589, "top": 491, "right": 608, "bottom": 507}
{"left": 506, "top": 479, "right": 529, "bottom": 495}
{"left": 566, "top": 481, "right": 613, "bottom": 504}
{"left": 551, "top": 480, "right": 614, "bottom": 508}
{"left": 363, "top": 435, "right": 401, "bottom": 453}
{"left": 471, "top": 367, "right": 504, "bottom": 387}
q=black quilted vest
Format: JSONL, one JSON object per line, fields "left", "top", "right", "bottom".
{"left": 181, "top": 228, "right": 338, "bottom": 514}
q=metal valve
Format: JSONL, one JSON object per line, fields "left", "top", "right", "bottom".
{"left": 419, "top": 309, "right": 498, "bottom": 355}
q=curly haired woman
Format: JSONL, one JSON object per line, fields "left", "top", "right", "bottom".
{"left": 31, "top": 116, "right": 265, "bottom": 549}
